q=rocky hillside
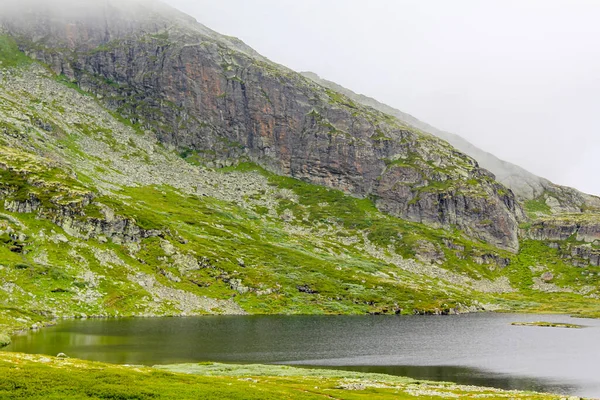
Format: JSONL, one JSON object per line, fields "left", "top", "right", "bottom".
{"left": 0, "top": 0, "right": 525, "bottom": 252}
{"left": 0, "top": 0, "right": 599, "bottom": 344}
{"left": 301, "top": 71, "right": 600, "bottom": 277}
{"left": 301, "top": 72, "right": 600, "bottom": 213}
{"left": 300, "top": 71, "right": 600, "bottom": 300}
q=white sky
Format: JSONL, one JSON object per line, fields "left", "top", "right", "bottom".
{"left": 166, "top": 0, "right": 600, "bottom": 195}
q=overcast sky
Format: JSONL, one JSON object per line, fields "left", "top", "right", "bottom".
{"left": 166, "top": 0, "right": 600, "bottom": 195}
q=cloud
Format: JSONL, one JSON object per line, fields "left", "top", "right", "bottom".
{"left": 165, "top": 0, "right": 600, "bottom": 195}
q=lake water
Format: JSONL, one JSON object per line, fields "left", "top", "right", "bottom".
{"left": 5, "top": 313, "right": 600, "bottom": 398}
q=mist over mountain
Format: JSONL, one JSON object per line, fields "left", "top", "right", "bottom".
{"left": 165, "top": 0, "right": 600, "bottom": 197}
{"left": 301, "top": 71, "right": 600, "bottom": 214}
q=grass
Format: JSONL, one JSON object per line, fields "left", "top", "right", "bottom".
{"left": 511, "top": 321, "right": 583, "bottom": 329}
{"left": 1, "top": 60, "right": 600, "bottom": 351}
{"left": 524, "top": 197, "right": 552, "bottom": 218}
{"left": 0, "top": 35, "right": 31, "bottom": 68}
{"left": 2, "top": 147, "right": 600, "bottom": 335}
{"left": 0, "top": 40, "right": 598, "bottom": 400}
{"left": 0, "top": 353, "right": 563, "bottom": 400}
{"left": 102, "top": 184, "right": 471, "bottom": 315}
{"left": 53, "top": 75, "right": 91, "bottom": 97}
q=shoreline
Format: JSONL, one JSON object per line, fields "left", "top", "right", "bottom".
{"left": 1, "top": 312, "right": 595, "bottom": 398}
{"left": 2, "top": 308, "right": 594, "bottom": 349}
{"left": 0, "top": 352, "right": 583, "bottom": 399}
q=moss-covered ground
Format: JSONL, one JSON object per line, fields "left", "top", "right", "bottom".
{"left": 0, "top": 35, "right": 31, "bottom": 69}
{"left": 0, "top": 352, "right": 563, "bottom": 399}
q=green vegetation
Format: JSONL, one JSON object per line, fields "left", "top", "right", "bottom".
{"left": 92, "top": 182, "right": 466, "bottom": 315}
{"left": 1, "top": 50, "right": 600, "bottom": 363}
{"left": 511, "top": 321, "right": 583, "bottom": 328}
{"left": 0, "top": 20, "right": 599, "bottom": 400}
{"left": 0, "top": 35, "right": 31, "bottom": 68}
{"left": 325, "top": 88, "right": 358, "bottom": 109}
{"left": 524, "top": 197, "right": 552, "bottom": 218}
{"left": 0, "top": 353, "right": 562, "bottom": 399}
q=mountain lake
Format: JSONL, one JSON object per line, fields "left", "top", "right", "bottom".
{"left": 5, "top": 313, "right": 600, "bottom": 398}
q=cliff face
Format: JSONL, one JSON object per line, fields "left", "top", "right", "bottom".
{"left": 301, "top": 72, "right": 600, "bottom": 217}
{"left": 0, "top": 0, "right": 524, "bottom": 251}
{"left": 528, "top": 217, "right": 600, "bottom": 243}
{"left": 526, "top": 215, "right": 600, "bottom": 267}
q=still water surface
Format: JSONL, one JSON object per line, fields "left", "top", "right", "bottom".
{"left": 6, "top": 313, "right": 600, "bottom": 398}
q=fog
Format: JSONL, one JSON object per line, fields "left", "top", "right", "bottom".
{"left": 164, "top": 0, "right": 600, "bottom": 195}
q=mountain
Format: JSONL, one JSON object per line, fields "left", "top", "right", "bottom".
{"left": 0, "top": 0, "right": 600, "bottom": 343}
{"left": 301, "top": 72, "right": 600, "bottom": 212}
{"left": 0, "top": 0, "right": 525, "bottom": 252}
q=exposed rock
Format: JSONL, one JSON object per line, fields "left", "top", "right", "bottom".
{"left": 229, "top": 279, "right": 250, "bottom": 294}
{"left": 471, "top": 254, "right": 511, "bottom": 269}
{"left": 302, "top": 72, "right": 600, "bottom": 212}
{"left": 91, "top": 248, "right": 127, "bottom": 268}
{"left": 477, "top": 277, "right": 515, "bottom": 294}
{"left": 157, "top": 268, "right": 181, "bottom": 283}
{"left": 532, "top": 278, "right": 572, "bottom": 294}
{"left": 172, "top": 253, "right": 204, "bottom": 275}
{"left": 160, "top": 239, "right": 177, "bottom": 256}
{"left": 528, "top": 216, "right": 600, "bottom": 243}
{"left": 55, "top": 212, "right": 162, "bottom": 244}
{"left": 49, "top": 234, "right": 69, "bottom": 244}
{"left": 568, "top": 244, "right": 600, "bottom": 267}
{"left": 0, "top": 0, "right": 598, "bottom": 324}
{"left": 541, "top": 272, "right": 554, "bottom": 282}
{"left": 338, "top": 383, "right": 366, "bottom": 391}
{"left": 5, "top": 196, "right": 41, "bottom": 213}
{"left": 297, "top": 284, "right": 318, "bottom": 294}
{"left": 128, "top": 272, "right": 246, "bottom": 315}
{"left": 415, "top": 241, "right": 445, "bottom": 264}
{"left": 443, "top": 239, "right": 465, "bottom": 252}
{"left": 0, "top": 0, "right": 524, "bottom": 252}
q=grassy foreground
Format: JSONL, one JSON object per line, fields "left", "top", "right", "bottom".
{"left": 0, "top": 352, "right": 566, "bottom": 400}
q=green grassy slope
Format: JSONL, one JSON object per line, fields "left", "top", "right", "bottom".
{"left": 0, "top": 35, "right": 31, "bottom": 69}
{"left": 0, "top": 352, "right": 562, "bottom": 399}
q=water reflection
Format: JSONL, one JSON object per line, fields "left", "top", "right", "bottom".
{"left": 298, "top": 365, "right": 578, "bottom": 396}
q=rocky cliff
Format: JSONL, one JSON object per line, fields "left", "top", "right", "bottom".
{"left": 0, "top": 0, "right": 524, "bottom": 251}
{"left": 301, "top": 72, "right": 600, "bottom": 213}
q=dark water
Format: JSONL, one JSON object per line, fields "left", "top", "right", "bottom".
{"left": 6, "top": 313, "right": 600, "bottom": 398}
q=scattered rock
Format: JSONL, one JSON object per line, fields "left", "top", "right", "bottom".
{"left": 541, "top": 272, "right": 554, "bottom": 282}
{"left": 297, "top": 284, "right": 318, "bottom": 294}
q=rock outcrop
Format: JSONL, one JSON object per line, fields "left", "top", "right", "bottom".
{"left": 301, "top": 72, "right": 600, "bottom": 212}
{"left": 0, "top": 0, "right": 524, "bottom": 251}
{"left": 527, "top": 216, "right": 600, "bottom": 243}
{"left": 527, "top": 215, "right": 600, "bottom": 267}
